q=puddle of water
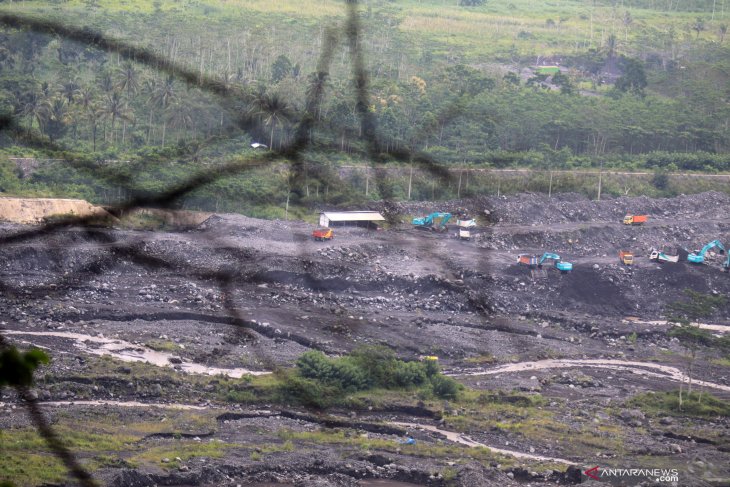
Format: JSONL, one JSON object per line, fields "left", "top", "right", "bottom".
{"left": 390, "top": 422, "right": 574, "bottom": 465}
{"left": 456, "top": 359, "right": 730, "bottom": 392}
{"left": 0, "top": 330, "right": 270, "bottom": 379}
{"left": 623, "top": 317, "right": 729, "bottom": 334}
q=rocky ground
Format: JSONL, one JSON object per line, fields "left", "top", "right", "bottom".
{"left": 1, "top": 191, "right": 729, "bottom": 486}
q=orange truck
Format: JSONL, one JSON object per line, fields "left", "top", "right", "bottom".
{"left": 517, "top": 255, "right": 538, "bottom": 266}
{"left": 312, "top": 228, "right": 334, "bottom": 241}
{"left": 623, "top": 215, "right": 648, "bottom": 225}
{"left": 619, "top": 250, "right": 634, "bottom": 265}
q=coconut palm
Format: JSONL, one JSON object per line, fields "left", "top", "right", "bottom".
{"left": 167, "top": 102, "right": 193, "bottom": 143}
{"left": 85, "top": 102, "right": 103, "bottom": 152}
{"left": 45, "top": 98, "right": 70, "bottom": 142}
{"left": 20, "top": 90, "right": 50, "bottom": 135}
{"left": 101, "top": 92, "right": 132, "bottom": 145}
{"left": 116, "top": 62, "right": 140, "bottom": 144}
{"left": 151, "top": 76, "right": 176, "bottom": 146}
{"left": 247, "top": 91, "right": 293, "bottom": 150}
{"left": 59, "top": 80, "right": 81, "bottom": 104}
{"left": 98, "top": 72, "right": 114, "bottom": 94}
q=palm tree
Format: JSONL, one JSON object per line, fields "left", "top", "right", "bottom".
{"left": 116, "top": 62, "right": 139, "bottom": 144}
{"left": 98, "top": 72, "right": 114, "bottom": 94}
{"left": 151, "top": 76, "right": 176, "bottom": 146}
{"left": 248, "top": 92, "right": 292, "bottom": 150}
{"left": 45, "top": 98, "right": 70, "bottom": 142}
{"left": 21, "top": 91, "right": 50, "bottom": 135}
{"left": 167, "top": 102, "right": 193, "bottom": 143}
{"left": 77, "top": 86, "right": 95, "bottom": 111}
{"left": 85, "top": 102, "right": 102, "bottom": 152}
{"left": 101, "top": 92, "right": 132, "bottom": 145}
{"left": 59, "top": 80, "right": 80, "bottom": 104}
{"left": 142, "top": 78, "right": 159, "bottom": 143}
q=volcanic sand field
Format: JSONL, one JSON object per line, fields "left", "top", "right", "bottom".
{"left": 1, "top": 192, "right": 729, "bottom": 486}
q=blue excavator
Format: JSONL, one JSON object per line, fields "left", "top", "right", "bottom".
{"left": 723, "top": 253, "right": 729, "bottom": 272}
{"left": 687, "top": 239, "right": 725, "bottom": 264}
{"left": 412, "top": 212, "right": 452, "bottom": 231}
{"left": 518, "top": 252, "right": 573, "bottom": 273}
{"left": 538, "top": 252, "right": 573, "bottom": 273}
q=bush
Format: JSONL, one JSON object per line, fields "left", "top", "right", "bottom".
{"left": 393, "top": 361, "right": 427, "bottom": 387}
{"left": 296, "top": 351, "right": 370, "bottom": 392}
{"left": 280, "top": 374, "right": 337, "bottom": 409}
{"left": 430, "top": 375, "right": 462, "bottom": 400}
{"left": 291, "top": 347, "right": 463, "bottom": 404}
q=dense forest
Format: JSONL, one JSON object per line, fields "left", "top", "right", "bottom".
{"left": 0, "top": 0, "right": 729, "bottom": 209}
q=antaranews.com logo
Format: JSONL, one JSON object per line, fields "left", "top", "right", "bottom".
{"left": 583, "top": 466, "right": 680, "bottom": 484}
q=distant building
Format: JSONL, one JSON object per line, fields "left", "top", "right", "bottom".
{"left": 318, "top": 211, "right": 385, "bottom": 229}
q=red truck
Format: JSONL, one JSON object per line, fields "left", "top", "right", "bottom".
{"left": 312, "top": 228, "right": 334, "bottom": 241}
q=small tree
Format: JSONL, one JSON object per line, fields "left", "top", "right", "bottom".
{"left": 271, "top": 55, "right": 293, "bottom": 83}
{"left": 666, "top": 290, "right": 726, "bottom": 408}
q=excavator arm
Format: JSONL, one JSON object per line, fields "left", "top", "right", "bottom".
{"left": 688, "top": 239, "right": 725, "bottom": 264}
{"left": 538, "top": 253, "right": 561, "bottom": 266}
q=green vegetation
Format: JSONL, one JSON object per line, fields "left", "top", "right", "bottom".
{"left": 1, "top": 0, "right": 729, "bottom": 212}
{"left": 282, "top": 346, "right": 462, "bottom": 408}
{"left": 628, "top": 390, "right": 730, "bottom": 418}
{"left": 0, "top": 405, "right": 226, "bottom": 485}
{"left": 0, "top": 347, "right": 49, "bottom": 387}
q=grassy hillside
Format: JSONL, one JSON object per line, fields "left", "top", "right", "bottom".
{"left": 0, "top": 0, "right": 729, "bottom": 210}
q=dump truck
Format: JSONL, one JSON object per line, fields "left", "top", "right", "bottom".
{"left": 649, "top": 249, "right": 679, "bottom": 263}
{"left": 312, "top": 228, "right": 334, "bottom": 241}
{"left": 518, "top": 254, "right": 539, "bottom": 266}
{"left": 457, "top": 218, "right": 476, "bottom": 228}
{"left": 623, "top": 215, "right": 648, "bottom": 225}
{"left": 457, "top": 218, "right": 474, "bottom": 240}
{"left": 619, "top": 251, "right": 634, "bottom": 265}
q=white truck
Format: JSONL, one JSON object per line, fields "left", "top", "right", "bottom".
{"left": 457, "top": 219, "right": 475, "bottom": 240}
{"left": 649, "top": 249, "right": 679, "bottom": 263}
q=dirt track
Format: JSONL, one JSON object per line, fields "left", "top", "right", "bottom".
{"left": 1, "top": 191, "right": 729, "bottom": 486}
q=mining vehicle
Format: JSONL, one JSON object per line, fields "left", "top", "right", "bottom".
{"left": 623, "top": 214, "right": 648, "bottom": 225}
{"left": 687, "top": 239, "right": 725, "bottom": 264}
{"left": 312, "top": 228, "right": 334, "bottom": 241}
{"left": 619, "top": 251, "right": 634, "bottom": 265}
{"left": 412, "top": 212, "right": 452, "bottom": 231}
{"left": 538, "top": 252, "right": 573, "bottom": 273}
{"left": 724, "top": 254, "right": 729, "bottom": 272}
{"left": 649, "top": 249, "right": 679, "bottom": 263}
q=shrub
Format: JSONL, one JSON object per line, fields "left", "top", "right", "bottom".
{"left": 430, "top": 375, "right": 462, "bottom": 400}
{"left": 393, "top": 361, "right": 428, "bottom": 387}
{"left": 280, "top": 374, "right": 337, "bottom": 409}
